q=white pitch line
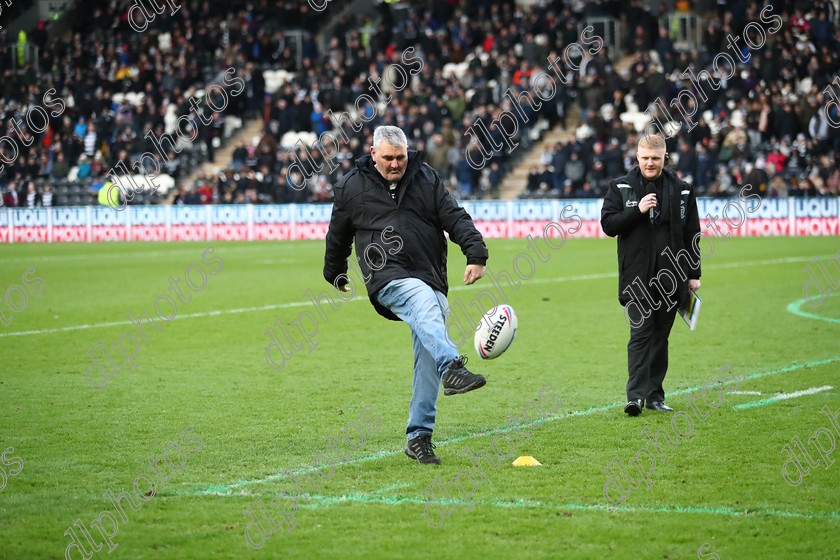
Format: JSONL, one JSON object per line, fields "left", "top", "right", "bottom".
{"left": 521, "top": 271, "right": 616, "bottom": 285}
{"left": 0, "top": 254, "right": 819, "bottom": 338}
{"left": 0, "top": 297, "right": 369, "bottom": 338}
{"left": 0, "top": 244, "right": 272, "bottom": 263}
{"left": 733, "top": 385, "right": 834, "bottom": 409}
{"left": 455, "top": 255, "right": 817, "bottom": 290}
{"left": 728, "top": 391, "right": 762, "bottom": 395}
{"left": 766, "top": 385, "right": 833, "bottom": 401}
{"left": 707, "top": 256, "right": 816, "bottom": 268}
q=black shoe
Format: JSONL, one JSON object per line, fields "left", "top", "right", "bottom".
{"left": 646, "top": 400, "right": 674, "bottom": 412}
{"left": 405, "top": 433, "right": 441, "bottom": 465}
{"left": 442, "top": 356, "right": 486, "bottom": 396}
{"left": 624, "top": 399, "right": 643, "bottom": 416}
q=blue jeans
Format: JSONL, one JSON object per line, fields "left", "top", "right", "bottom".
{"left": 376, "top": 278, "right": 459, "bottom": 440}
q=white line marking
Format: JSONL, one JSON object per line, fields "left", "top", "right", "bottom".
{"left": 705, "top": 256, "right": 814, "bottom": 269}
{"left": 767, "top": 385, "right": 833, "bottom": 401}
{"left": 0, "top": 297, "right": 369, "bottom": 337}
{"left": 728, "top": 391, "right": 761, "bottom": 395}
{"left": 733, "top": 385, "right": 834, "bottom": 409}
{"left": 0, "top": 245, "right": 272, "bottom": 263}
{"left": 0, "top": 255, "right": 818, "bottom": 338}
{"left": 461, "top": 256, "right": 816, "bottom": 289}
{"left": 523, "top": 271, "right": 616, "bottom": 285}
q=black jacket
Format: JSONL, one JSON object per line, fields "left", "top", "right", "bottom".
{"left": 324, "top": 150, "right": 488, "bottom": 321}
{"left": 600, "top": 167, "right": 701, "bottom": 308}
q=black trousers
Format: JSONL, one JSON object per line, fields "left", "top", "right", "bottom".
{"left": 626, "top": 300, "right": 678, "bottom": 403}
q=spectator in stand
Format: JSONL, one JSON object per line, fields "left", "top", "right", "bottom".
{"left": 694, "top": 143, "right": 714, "bottom": 193}
{"left": 36, "top": 154, "right": 52, "bottom": 178}
{"left": 774, "top": 102, "right": 802, "bottom": 140}
{"left": 654, "top": 27, "right": 676, "bottom": 73}
{"left": 24, "top": 182, "right": 40, "bottom": 207}
{"left": 674, "top": 140, "right": 697, "bottom": 183}
{"left": 455, "top": 157, "right": 475, "bottom": 199}
{"left": 41, "top": 185, "right": 53, "bottom": 207}
{"left": 575, "top": 181, "right": 599, "bottom": 198}
{"left": 312, "top": 175, "right": 333, "bottom": 203}
{"left": 564, "top": 152, "right": 585, "bottom": 191}
{"left": 587, "top": 143, "right": 609, "bottom": 193}
{"left": 767, "top": 147, "right": 787, "bottom": 174}
{"left": 232, "top": 141, "right": 249, "bottom": 169}
{"left": 769, "top": 175, "right": 789, "bottom": 198}
{"left": 604, "top": 138, "right": 625, "bottom": 179}
{"left": 77, "top": 156, "right": 91, "bottom": 180}
{"left": 744, "top": 162, "right": 769, "bottom": 194}
{"left": 793, "top": 177, "right": 818, "bottom": 197}
{"left": 526, "top": 166, "right": 541, "bottom": 193}
{"left": 4, "top": 182, "right": 19, "bottom": 207}
{"left": 487, "top": 162, "right": 501, "bottom": 198}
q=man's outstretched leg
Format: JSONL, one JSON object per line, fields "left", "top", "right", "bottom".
{"left": 376, "top": 278, "right": 486, "bottom": 397}
{"left": 376, "top": 278, "right": 486, "bottom": 464}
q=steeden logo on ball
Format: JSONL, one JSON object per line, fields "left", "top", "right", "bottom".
{"left": 474, "top": 305, "right": 517, "bottom": 359}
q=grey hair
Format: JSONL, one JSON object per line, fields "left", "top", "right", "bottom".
{"left": 373, "top": 126, "right": 408, "bottom": 149}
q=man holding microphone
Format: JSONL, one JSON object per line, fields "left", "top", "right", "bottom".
{"left": 600, "top": 134, "right": 702, "bottom": 417}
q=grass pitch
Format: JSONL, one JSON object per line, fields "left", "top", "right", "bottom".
{"left": 0, "top": 234, "right": 838, "bottom": 559}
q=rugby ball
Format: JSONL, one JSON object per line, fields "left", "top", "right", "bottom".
{"left": 474, "top": 305, "right": 518, "bottom": 360}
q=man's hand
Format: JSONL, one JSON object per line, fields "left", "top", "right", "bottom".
{"left": 464, "top": 264, "right": 486, "bottom": 285}
{"left": 689, "top": 279, "right": 701, "bottom": 292}
{"left": 639, "top": 193, "right": 657, "bottom": 214}
{"left": 338, "top": 283, "right": 351, "bottom": 292}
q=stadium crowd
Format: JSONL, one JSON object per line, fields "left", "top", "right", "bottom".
{"left": 178, "top": 0, "right": 579, "bottom": 206}
{"left": 0, "top": 0, "right": 327, "bottom": 207}
{"left": 521, "top": 0, "right": 840, "bottom": 199}
{"left": 2, "top": 0, "right": 840, "bottom": 207}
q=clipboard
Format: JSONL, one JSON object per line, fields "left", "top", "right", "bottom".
{"left": 679, "top": 290, "right": 702, "bottom": 331}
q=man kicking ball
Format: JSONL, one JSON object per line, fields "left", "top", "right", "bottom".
{"left": 324, "top": 126, "right": 489, "bottom": 464}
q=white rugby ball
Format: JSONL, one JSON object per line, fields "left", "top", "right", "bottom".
{"left": 474, "top": 305, "right": 518, "bottom": 360}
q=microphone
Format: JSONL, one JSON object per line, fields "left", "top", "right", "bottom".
{"left": 646, "top": 182, "right": 659, "bottom": 223}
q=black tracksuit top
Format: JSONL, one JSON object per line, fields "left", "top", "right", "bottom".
{"left": 601, "top": 166, "right": 701, "bottom": 309}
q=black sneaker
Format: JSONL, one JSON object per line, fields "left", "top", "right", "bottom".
{"left": 442, "top": 356, "right": 486, "bottom": 396}
{"left": 405, "top": 433, "right": 441, "bottom": 465}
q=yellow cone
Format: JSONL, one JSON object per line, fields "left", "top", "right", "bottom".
{"left": 512, "top": 456, "right": 542, "bottom": 466}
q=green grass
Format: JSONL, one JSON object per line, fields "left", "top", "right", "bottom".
{"left": 0, "top": 235, "right": 838, "bottom": 559}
